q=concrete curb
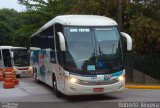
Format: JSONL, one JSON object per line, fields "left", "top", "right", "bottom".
{"left": 125, "top": 85, "right": 160, "bottom": 89}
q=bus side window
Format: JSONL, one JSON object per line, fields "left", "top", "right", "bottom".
{"left": 40, "top": 26, "right": 54, "bottom": 49}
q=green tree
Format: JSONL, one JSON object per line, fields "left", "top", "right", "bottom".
{"left": 70, "top": 0, "right": 118, "bottom": 17}
{"left": 0, "top": 9, "right": 19, "bottom": 45}
{"left": 132, "top": 17, "right": 160, "bottom": 54}
{"left": 12, "top": 0, "right": 75, "bottom": 47}
{"left": 123, "top": 2, "right": 160, "bottom": 55}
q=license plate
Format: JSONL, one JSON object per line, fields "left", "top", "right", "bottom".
{"left": 93, "top": 88, "right": 104, "bottom": 92}
{"left": 22, "top": 71, "right": 27, "bottom": 74}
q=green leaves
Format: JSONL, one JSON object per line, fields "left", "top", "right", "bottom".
{"left": 0, "top": 0, "right": 160, "bottom": 55}
{"left": 123, "top": 1, "right": 160, "bottom": 55}
{"left": 12, "top": 24, "right": 39, "bottom": 47}
{"left": 0, "top": 9, "right": 19, "bottom": 45}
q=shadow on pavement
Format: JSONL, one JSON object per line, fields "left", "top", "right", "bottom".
{"left": 18, "top": 77, "right": 121, "bottom": 102}
{"left": 63, "top": 94, "right": 120, "bottom": 102}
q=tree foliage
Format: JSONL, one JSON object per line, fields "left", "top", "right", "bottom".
{"left": 0, "top": 0, "right": 160, "bottom": 55}
{"left": 122, "top": 0, "right": 160, "bottom": 55}
{"left": 0, "top": 9, "right": 19, "bottom": 45}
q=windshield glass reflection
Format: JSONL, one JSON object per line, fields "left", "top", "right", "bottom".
{"left": 11, "top": 49, "right": 30, "bottom": 67}
{"left": 64, "top": 27, "right": 123, "bottom": 74}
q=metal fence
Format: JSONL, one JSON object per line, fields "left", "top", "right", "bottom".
{"left": 124, "top": 53, "right": 134, "bottom": 82}
{"left": 125, "top": 53, "right": 160, "bottom": 82}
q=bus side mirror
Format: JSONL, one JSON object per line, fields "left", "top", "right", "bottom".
{"left": 57, "top": 32, "right": 66, "bottom": 51}
{"left": 121, "top": 32, "right": 132, "bottom": 51}
{"left": 10, "top": 52, "right": 14, "bottom": 58}
{"left": 30, "top": 51, "right": 33, "bottom": 58}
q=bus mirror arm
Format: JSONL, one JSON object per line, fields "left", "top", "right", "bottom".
{"left": 10, "top": 52, "right": 14, "bottom": 58}
{"left": 30, "top": 52, "right": 33, "bottom": 58}
{"left": 121, "top": 32, "right": 132, "bottom": 51}
{"left": 57, "top": 32, "right": 66, "bottom": 51}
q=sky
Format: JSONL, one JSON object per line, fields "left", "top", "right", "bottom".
{"left": 0, "top": 0, "right": 25, "bottom": 12}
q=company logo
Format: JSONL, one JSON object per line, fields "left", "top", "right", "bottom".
{"left": 104, "top": 75, "right": 112, "bottom": 79}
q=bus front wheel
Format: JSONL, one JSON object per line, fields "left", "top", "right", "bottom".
{"left": 52, "top": 75, "right": 63, "bottom": 98}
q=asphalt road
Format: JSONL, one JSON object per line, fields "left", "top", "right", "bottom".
{"left": 0, "top": 77, "right": 160, "bottom": 108}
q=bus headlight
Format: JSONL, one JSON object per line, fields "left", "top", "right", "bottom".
{"left": 70, "top": 77, "right": 77, "bottom": 83}
{"left": 67, "top": 77, "right": 78, "bottom": 83}
{"left": 28, "top": 66, "right": 32, "bottom": 71}
{"left": 14, "top": 68, "right": 17, "bottom": 71}
{"left": 118, "top": 75, "right": 125, "bottom": 81}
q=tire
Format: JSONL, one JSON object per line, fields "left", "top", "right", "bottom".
{"left": 34, "top": 71, "right": 40, "bottom": 84}
{"left": 16, "top": 74, "right": 20, "bottom": 78}
{"left": 32, "top": 68, "right": 35, "bottom": 76}
{"left": 52, "top": 74, "right": 63, "bottom": 98}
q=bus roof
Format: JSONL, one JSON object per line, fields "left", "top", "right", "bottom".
{"left": 11, "top": 47, "right": 27, "bottom": 49}
{"left": 31, "top": 15, "right": 118, "bottom": 37}
{"left": 30, "top": 47, "right": 41, "bottom": 50}
{"left": 0, "top": 46, "right": 12, "bottom": 49}
{"left": 0, "top": 46, "right": 26, "bottom": 49}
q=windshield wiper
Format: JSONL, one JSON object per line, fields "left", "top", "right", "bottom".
{"left": 98, "top": 44, "right": 103, "bottom": 55}
{"left": 112, "top": 43, "right": 115, "bottom": 53}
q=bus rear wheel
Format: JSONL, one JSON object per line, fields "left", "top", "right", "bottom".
{"left": 16, "top": 74, "right": 20, "bottom": 78}
{"left": 34, "top": 72, "right": 40, "bottom": 84}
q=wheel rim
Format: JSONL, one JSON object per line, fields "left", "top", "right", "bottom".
{"left": 36, "top": 75, "right": 38, "bottom": 81}
{"left": 34, "top": 72, "right": 38, "bottom": 82}
{"left": 53, "top": 80, "right": 57, "bottom": 91}
{"left": 34, "top": 73, "right": 36, "bottom": 78}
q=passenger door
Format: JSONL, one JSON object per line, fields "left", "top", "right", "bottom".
{"left": 2, "top": 49, "right": 12, "bottom": 67}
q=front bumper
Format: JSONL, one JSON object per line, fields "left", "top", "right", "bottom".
{"left": 64, "top": 79, "right": 124, "bottom": 95}
{"left": 16, "top": 69, "right": 32, "bottom": 75}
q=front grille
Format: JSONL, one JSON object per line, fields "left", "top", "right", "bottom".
{"left": 17, "top": 68, "right": 29, "bottom": 70}
{"left": 77, "top": 79, "right": 119, "bottom": 86}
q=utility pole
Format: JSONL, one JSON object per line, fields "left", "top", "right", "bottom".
{"left": 117, "top": 0, "right": 122, "bottom": 31}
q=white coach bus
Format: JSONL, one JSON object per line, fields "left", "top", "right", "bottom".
{"left": 30, "top": 15, "right": 132, "bottom": 97}
{"left": 0, "top": 46, "right": 31, "bottom": 77}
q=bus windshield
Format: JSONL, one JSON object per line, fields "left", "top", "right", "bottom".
{"left": 64, "top": 26, "right": 124, "bottom": 75}
{"left": 11, "top": 49, "right": 30, "bottom": 67}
